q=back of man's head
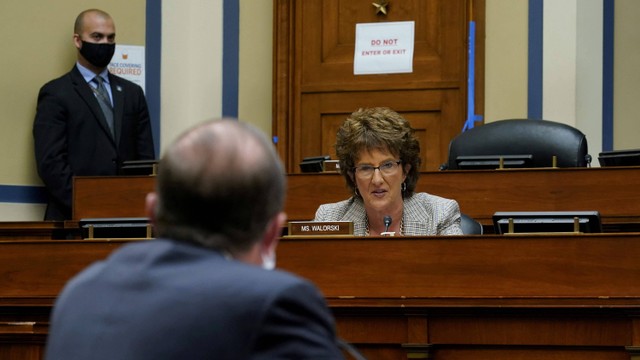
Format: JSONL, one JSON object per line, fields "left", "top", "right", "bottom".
{"left": 152, "top": 119, "right": 286, "bottom": 254}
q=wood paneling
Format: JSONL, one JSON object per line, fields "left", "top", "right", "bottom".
{"left": 0, "top": 240, "right": 124, "bottom": 302}
{"left": 277, "top": 234, "right": 640, "bottom": 299}
{"left": 2, "top": 234, "right": 640, "bottom": 359}
{"left": 298, "top": 89, "right": 461, "bottom": 171}
{"left": 0, "top": 222, "right": 66, "bottom": 240}
{"left": 284, "top": 167, "right": 640, "bottom": 227}
{"left": 72, "top": 167, "right": 640, "bottom": 233}
{"left": 274, "top": 0, "right": 485, "bottom": 172}
{"left": 277, "top": 234, "right": 640, "bottom": 359}
{"left": 73, "top": 175, "right": 152, "bottom": 220}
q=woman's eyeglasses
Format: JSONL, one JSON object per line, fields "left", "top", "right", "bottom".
{"left": 353, "top": 160, "right": 402, "bottom": 179}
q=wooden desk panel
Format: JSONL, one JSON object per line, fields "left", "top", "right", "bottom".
{"left": 286, "top": 167, "right": 640, "bottom": 225}
{"left": 278, "top": 234, "right": 640, "bottom": 359}
{"left": 8, "top": 234, "right": 640, "bottom": 303}
{"left": 277, "top": 234, "right": 640, "bottom": 300}
{"left": 0, "top": 222, "right": 66, "bottom": 240}
{"left": 73, "top": 168, "right": 640, "bottom": 232}
{"left": 2, "top": 235, "right": 640, "bottom": 359}
{"left": 73, "top": 175, "right": 154, "bottom": 220}
{"left": 0, "top": 240, "right": 126, "bottom": 304}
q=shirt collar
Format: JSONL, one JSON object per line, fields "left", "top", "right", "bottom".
{"left": 76, "top": 62, "right": 110, "bottom": 85}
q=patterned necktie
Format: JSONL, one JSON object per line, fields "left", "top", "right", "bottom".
{"left": 93, "top": 76, "right": 114, "bottom": 137}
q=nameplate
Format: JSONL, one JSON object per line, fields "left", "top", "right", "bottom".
{"left": 288, "top": 221, "right": 354, "bottom": 236}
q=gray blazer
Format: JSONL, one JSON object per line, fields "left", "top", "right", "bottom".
{"left": 314, "top": 192, "right": 463, "bottom": 236}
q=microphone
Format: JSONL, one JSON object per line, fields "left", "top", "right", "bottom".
{"left": 383, "top": 216, "right": 392, "bottom": 233}
{"left": 585, "top": 154, "right": 592, "bottom": 167}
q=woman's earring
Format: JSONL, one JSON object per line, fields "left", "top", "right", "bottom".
{"left": 354, "top": 188, "right": 360, "bottom": 197}
{"left": 401, "top": 182, "right": 407, "bottom": 192}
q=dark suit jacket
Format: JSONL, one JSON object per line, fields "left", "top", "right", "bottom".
{"left": 33, "top": 66, "right": 155, "bottom": 220}
{"left": 44, "top": 239, "right": 344, "bottom": 360}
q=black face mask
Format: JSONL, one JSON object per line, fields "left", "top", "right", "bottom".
{"left": 79, "top": 41, "right": 116, "bottom": 68}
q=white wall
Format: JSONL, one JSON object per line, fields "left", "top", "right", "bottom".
{"left": 543, "top": 0, "right": 579, "bottom": 126}
{"left": 161, "top": 0, "right": 224, "bottom": 156}
{"left": 614, "top": 0, "right": 640, "bottom": 150}
{"left": 161, "top": 0, "right": 274, "bottom": 153}
{"left": 238, "top": 0, "right": 273, "bottom": 137}
{"left": 484, "top": 0, "right": 529, "bottom": 122}
{"left": 576, "top": 0, "right": 603, "bottom": 156}
{"left": 486, "top": 0, "right": 628, "bottom": 156}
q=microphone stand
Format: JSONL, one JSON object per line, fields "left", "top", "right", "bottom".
{"left": 380, "top": 215, "right": 395, "bottom": 236}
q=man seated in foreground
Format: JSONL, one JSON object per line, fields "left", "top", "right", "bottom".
{"left": 45, "top": 119, "right": 344, "bottom": 359}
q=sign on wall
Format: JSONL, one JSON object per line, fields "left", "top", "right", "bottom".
{"left": 353, "top": 21, "right": 415, "bottom": 75}
{"left": 108, "top": 45, "right": 146, "bottom": 91}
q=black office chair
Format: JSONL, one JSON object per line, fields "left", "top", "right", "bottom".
{"left": 444, "top": 119, "right": 591, "bottom": 170}
{"left": 460, "top": 213, "right": 483, "bottom": 235}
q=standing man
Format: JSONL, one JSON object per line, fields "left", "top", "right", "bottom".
{"left": 33, "top": 9, "right": 155, "bottom": 220}
{"left": 45, "top": 119, "right": 344, "bottom": 359}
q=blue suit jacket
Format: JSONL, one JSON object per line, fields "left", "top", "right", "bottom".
{"left": 45, "top": 239, "right": 343, "bottom": 360}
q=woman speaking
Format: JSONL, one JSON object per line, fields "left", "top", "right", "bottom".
{"left": 314, "top": 107, "right": 463, "bottom": 236}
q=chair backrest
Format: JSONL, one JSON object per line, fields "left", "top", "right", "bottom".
{"left": 445, "top": 119, "right": 590, "bottom": 170}
{"left": 460, "top": 213, "right": 483, "bottom": 235}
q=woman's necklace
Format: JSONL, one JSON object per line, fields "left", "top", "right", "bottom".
{"left": 365, "top": 216, "right": 404, "bottom": 236}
